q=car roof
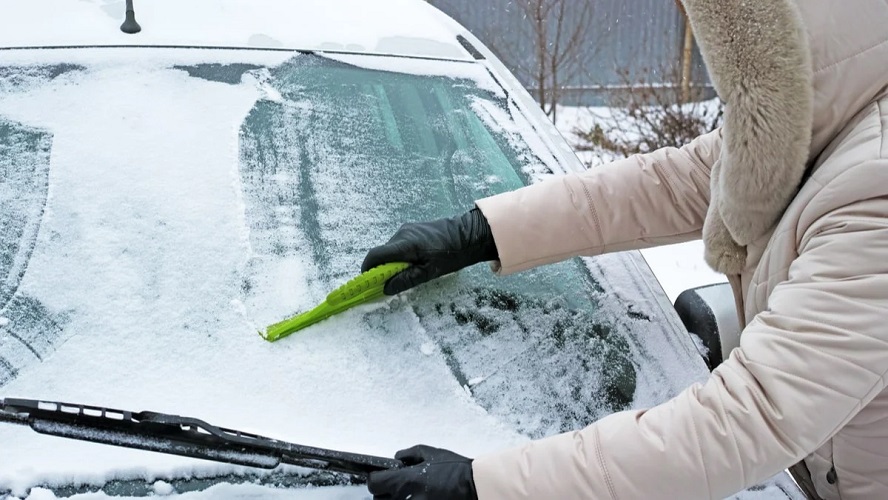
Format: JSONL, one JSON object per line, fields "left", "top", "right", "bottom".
{"left": 0, "top": 0, "right": 472, "bottom": 60}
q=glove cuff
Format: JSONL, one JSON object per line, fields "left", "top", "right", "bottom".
{"left": 467, "top": 207, "right": 499, "bottom": 262}
{"left": 467, "top": 459, "right": 480, "bottom": 500}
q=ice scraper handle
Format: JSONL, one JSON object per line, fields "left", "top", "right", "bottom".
{"left": 362, "top": 208, "right": 498, "bottom": 295}
{"left": 263, "top": 261, "right": 411, "bottom": 341}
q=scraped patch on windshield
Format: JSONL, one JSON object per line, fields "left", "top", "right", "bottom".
{"left": 237, "top": 53, "right": 537, "bottom": 324}
{"left": 408, "top": 286, "right": 637, "bottom": 438}
{"left": 470, "top": 98, "right": 558, "bottom": 182}
{"left": 172, "top": 63, "right": 264, "bottom": 85}
{"left": 235, "top": 53, "right": 641, "bottom": 443}
{"left": 0, "top": 64, "right": 85, "bottom": 92}
{"left": 321, "top": 52, "right": 505, "bottom": 97}
{"left": 0, "top": 117, "right": 63, "bottom": 388}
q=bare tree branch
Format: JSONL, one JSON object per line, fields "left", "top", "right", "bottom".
{"left": 484, "top": 0, "right": 603, "bottom": 123}
{"left": 572, "top": 64, "right": 723, "bottom": 163}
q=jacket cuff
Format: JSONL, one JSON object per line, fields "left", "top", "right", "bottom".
{"left": 475, "top": 176, "right": 600, "bottom": 275}
{"left": 472, "top": 426, "right": 614, "bottom": 499}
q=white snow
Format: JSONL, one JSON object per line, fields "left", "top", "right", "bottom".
{"left": 470, "top": 98, "right": 565, "bottom": 181}
{"left": 553, "top": 105, "right": 622, "bottom": 166}
{"left": 24, "top": 488, "right": 57, "bottom": 500}
{"left": 419, "top": 342, "right": 436, "bottom": 356}
{"left": 151, "top": 480, "right": 175, "bottom": 496}
{"left": 0, "top": 49, "right": 526, "bottom": 497}
{"left": 47, "top": 483, "right": 368, "bottom": 500}
{"left": 689, "top": 332, "right": 710, "bottom": 357}
{"left": 581, "top": 252, "right": 709, "bottom": 411}
{"left": 0, "top": 317, "right": 9, "bottom": 327}
{"left": 639, "top": 241, "right": 727, "bottom": 302}
{"left": 0, "top": 0, "right": 468, "bottom": 61}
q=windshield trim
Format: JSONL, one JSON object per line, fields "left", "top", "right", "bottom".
{"left": 0, "top": 44, "right": 476, "bottom": 65}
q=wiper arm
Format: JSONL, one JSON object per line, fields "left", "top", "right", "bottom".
{"left": 120, "top": 0, "right": 142, "bottom": 34}
{"left": 0, "top": 398, "right": 401, "bottom": 478}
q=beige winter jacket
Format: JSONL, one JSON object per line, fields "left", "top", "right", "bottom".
{"left": 472, "top": 1, "right": 888, "bottom": 499}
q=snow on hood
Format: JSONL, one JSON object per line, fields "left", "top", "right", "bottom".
{"left": 0, "top": 0, "right": 470, "bottom": 60}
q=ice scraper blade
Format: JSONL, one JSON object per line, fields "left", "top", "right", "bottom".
{"left": 262, "top": 262, "right": 410, "bottom": 342}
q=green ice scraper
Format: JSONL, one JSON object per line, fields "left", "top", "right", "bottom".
{"left": 262, "top": 262, "right": 410, "bottom": 342}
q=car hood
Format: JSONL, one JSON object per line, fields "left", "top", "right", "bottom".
{"left": 0, "top": 0, "right": 471, "bottom": 60}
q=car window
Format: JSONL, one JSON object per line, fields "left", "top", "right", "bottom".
{"left": 0, "top": 50, "right": 645, "bottom": 493}
{"left": 232, "top": 53, "right": 638, "bottom": 437}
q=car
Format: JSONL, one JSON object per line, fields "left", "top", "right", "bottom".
{"left": 0, "top": 1, "right": 804, "bottom": 498}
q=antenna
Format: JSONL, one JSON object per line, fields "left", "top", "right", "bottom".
{"left": 120, "top": 0, "right": 142, "bottom": 34}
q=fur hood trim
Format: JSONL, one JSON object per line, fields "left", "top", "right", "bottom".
{"left": 681, "top": 0, "right": 814, "bottom": 274}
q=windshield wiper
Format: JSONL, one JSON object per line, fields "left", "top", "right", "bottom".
{"left": 0, "top": 398, "right": 401, "bottom": 478}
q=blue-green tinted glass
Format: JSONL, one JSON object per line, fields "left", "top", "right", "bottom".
{"left": 235, "top": 54, "right": 635, "bottom": 437}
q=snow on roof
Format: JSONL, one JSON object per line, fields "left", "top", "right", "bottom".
{"left": 0, "top": 0, "right": 472, "bottom": 60}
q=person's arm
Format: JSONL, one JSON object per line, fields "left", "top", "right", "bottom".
{"left": 362, "top": 130, "right": 720, "bottom": 294}
{"left": 473, "top": 191, "right": 888, "bottom": 499}
{"left": 477, "top": 128, "right": 721, "bottom": 275}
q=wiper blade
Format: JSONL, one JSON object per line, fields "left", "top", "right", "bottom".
{"left": 0, "top": 398, "right": 401, "bottom": 478}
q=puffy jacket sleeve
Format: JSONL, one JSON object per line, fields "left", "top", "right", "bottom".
{"left": 475, "top": 129, "right": 720, "bottom": 275}
{"left": 472, "top": 191, "right": 888, "bottom": 499}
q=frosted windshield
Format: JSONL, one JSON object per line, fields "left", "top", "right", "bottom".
{"left": 0, "top": 50, "right": 638, "bottom": 494}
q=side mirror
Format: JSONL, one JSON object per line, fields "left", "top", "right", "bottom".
{"left": 673, "top": 283, "right": 741, "bottom": 370}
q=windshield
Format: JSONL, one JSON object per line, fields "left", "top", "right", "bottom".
{"left": 235, "top": 53, "right": 640, "bottom": 432}
{"left": 0, "top": 49, "right": 696, "bottom": 497}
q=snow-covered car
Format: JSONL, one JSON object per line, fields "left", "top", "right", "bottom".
{"left": 0, "top": 1, "right": 802, "bottom": 498}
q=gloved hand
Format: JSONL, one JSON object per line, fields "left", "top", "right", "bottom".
{"left": 367, "top": 445, "right": 478, "bottom": 500}
{"left": 362, "top": 208, "right": 498, "bottom": 295}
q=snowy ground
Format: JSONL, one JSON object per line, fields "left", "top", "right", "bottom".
{"left": 554, "top": 105, "right": 728, "bottom": 302}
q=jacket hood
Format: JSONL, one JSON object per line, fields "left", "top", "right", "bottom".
{"left": 685, "top": 0, "right": 888, "bottom": 274}
{"left": 801, "top": 2, "right": 888, "bottom": 161}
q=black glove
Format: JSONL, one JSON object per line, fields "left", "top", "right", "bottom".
{"left": 362, "top": 208, "right": 498, "bottom": 295}
{"left": 367, "top": 445, "right": 478, "bottom": 500}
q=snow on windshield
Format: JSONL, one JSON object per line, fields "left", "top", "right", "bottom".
{"left": 0, "top": 48, "right": 709, "bottom": 498}
{"left": 0, "top": 49, "right": 608, "bottom": 496}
